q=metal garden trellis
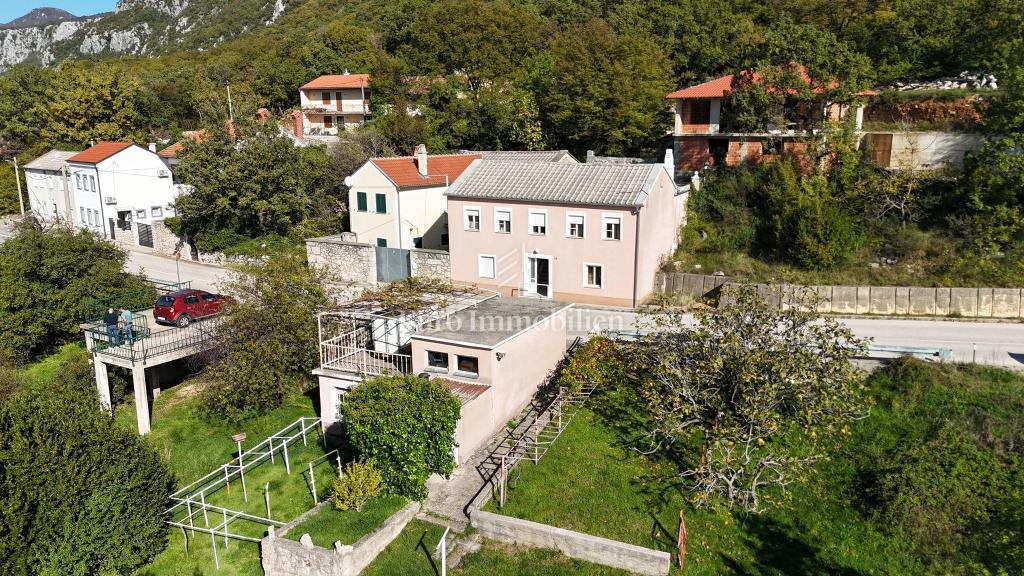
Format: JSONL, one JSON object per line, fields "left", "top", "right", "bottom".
{"left": 164, "top": 416, "right": 344, "bottom": 568}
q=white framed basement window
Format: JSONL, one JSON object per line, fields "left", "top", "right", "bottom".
{"left": 464, "top": 206, "right": 481, "bottom": 231}
{"left": 566, "top": 213, "right": 585, "bottom": 238}
{"left": 584, "top": 263, "right": 604, "bottom": 288}
{"left": 478, "top": 254, "right": 496, "bottom": 279}
{"left": 529, "top": 210, "right": 547, "bottom": 235}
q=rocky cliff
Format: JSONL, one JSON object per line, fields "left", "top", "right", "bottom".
{"left": 0, "top": 0, "right": 290, "bottom": 71}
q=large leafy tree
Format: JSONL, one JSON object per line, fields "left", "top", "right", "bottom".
{"left": 538, "top": 19, "right": 672, "bottom": 156}
{"left": 201, "top": 254, "right": 329, "bottom": 421}
{"left": 31, "top": 64, "right": 146, "bottom": 147}
{"left": 635, "top": 285, "right": 868, "bottom": 511}
{"left": 0, "top": 220, "right": 155, "bottom": 363}
{"left": 0, "top": 351, "right": 173, "bottom": 575}
{"left": 344, "top": 374, "right": 460, "bottom": 499}
{"left": 174, "top": 124, "right": 339, "bottom": 250}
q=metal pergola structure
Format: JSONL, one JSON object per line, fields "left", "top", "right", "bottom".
{"left": 317, "top": 284, "right": 499, "bottom": 375}
{"left": 164, "top": 416, "right": 343, "bottom": 569}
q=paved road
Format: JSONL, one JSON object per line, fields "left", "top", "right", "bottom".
{"left": 121, "top": 250, "right": 1023, "bottom": 370}
{"left": 568, "top": 307, "right": 1024, "bottom": 369}
{"left": 125, "top": 250, "right": 231, "bottom": 292}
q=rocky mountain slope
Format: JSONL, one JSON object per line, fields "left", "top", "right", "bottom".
{"left": 0, "top": 0, "right": 291, "bottom": 71}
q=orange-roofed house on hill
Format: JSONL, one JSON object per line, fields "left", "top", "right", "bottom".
{"left": 667, "top": 66, "right": 877, "bottom": 172}
{"left": 344, "top": 145, "right": 481, "bottom": 250}
{"left": 296, "top": 71, "right": 371, "bottom": 141}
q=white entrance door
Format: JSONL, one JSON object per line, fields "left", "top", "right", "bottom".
{"left": 525, "top": 256, "right": 552, "bottom": 298}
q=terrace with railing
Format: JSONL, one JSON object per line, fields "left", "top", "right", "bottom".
{"left": 317, "top": 283, "right": 498, "bottom": 377}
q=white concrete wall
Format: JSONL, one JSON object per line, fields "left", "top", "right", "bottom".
{"left": 96, "top": 145, "right": 177, "bottom": 227}
{"left": 347, "top": 163, "right": 400, "bottom": 247}
{"left": 67, "top": 164, "right": 107, "bottom": 235}
{"left": 24, "top": 168, "right": 71, "bottom": 221}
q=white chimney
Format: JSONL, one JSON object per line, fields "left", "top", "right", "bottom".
{"left": 416, "top": 144, "right": 428, "bottom": 177}
{"left": 148, "top": 143, "right": 157, "bottom": 153}
{"left": 664, "top": 148, "right": 674, "bottom": 173}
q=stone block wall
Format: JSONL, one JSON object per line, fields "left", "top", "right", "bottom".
{"left": 409, "top": 247, "right": 450, "bottom": 280}
{"left": 471, "top": 511, "right": 670, "bottom": 576}
{"left": 261, "top": 502, "right": 420, "bottom": 576}
{"left": 305, "top": 236, "right": 376, "bottom": 288}
{"left": 658, "top": 272, "right": 1024, "bottom": 319}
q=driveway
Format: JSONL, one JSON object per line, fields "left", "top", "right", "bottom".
{"left": 125, "top": 249, "right": 231, "bottom": 293}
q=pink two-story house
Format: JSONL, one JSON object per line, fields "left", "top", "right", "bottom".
{"left": 445, "top": 158, "right": 686, "bottom": 307}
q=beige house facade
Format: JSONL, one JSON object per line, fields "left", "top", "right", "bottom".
{"left": 446, "top": 159, "right": 686, "bottom": 307}
{"left": 297, "top": 73, "right": 371, "bottom": 139}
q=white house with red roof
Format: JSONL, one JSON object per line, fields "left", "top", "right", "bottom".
{"left": 67, "top": 141, "right": 178, "bottom": 246}
{"left": 344, "top": 145, "right": 481, "bottom": 250}
{"left": 294, "top": 72, "right": 371, "bottom": 140}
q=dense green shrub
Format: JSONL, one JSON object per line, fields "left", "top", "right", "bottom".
{"left": 331, "top": 461, "right": 385, "bottom": 512}
{"left": 851, "top": 358, "right": 1024, "bottom": 573}
{"left": 0, "top": 352, "right": 174, "bottom": 575}
{"left": 343, "top": 374, "right": 460, "bottom": 499}
{"left": 201, "top": 254, "right": 329, "bottom": 421}
{"left": 0, "top": 220, "right": 155, "bottom": 363}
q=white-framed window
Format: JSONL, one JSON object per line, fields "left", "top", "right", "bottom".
{"left": 478, "top": 255, "right": 496, "bottom": 279}
{"left": 456, "top": 355, "right": 479, "bottom": 377}
{"left": 464, "top": 206, "right": 480, "bottom": 231}
{"left": 334, "top": 388, "right": 347, "bottom": 420}
{"left": 426, "top": 350, "right": 449, "bottom": 372}
{"left": 585, "top": 263, "right": 603, "bottom": 288}
{"left": 136, "top": 209, "right": 147, "bottom": 219}
{"left": 529, "top": 210, "right": 547, "bottom": 235}
{"left": 495, "top": 208, "right": 511, "bottom": 233}
{"left": 75, "top": 174, "right": 81, "bottom": 189}
{"left": 566, "top": 213, "right": 585, "bottom": 238}
{"left": 87, "top": 209, "right": 94, "bottom": 226}
{"left": 80, "top": 207, "right": 85, "bottom": 223}
{"left": 89, "top": 175, "right": 96, "bottom": 192}
{"left": 602, "top": 214, "right": 622, "bottom": 240}
{"left": 151, "top": 206, "right": 163, "bottom": 217}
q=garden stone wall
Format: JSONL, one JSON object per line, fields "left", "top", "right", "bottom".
{"left": 658, "top": 272, "right": 1024, "bottom": 319}
{"left": 471, "top": 510, "right": 671, "bottom": 576}
{"left": 305, "top": 235, "right": 453, "bottom": 288}
{"left": 410, "top": 247, "right": 450, "bottom": 280}
{"left": 261, "top": 501, "right": 420, "bottom": 576}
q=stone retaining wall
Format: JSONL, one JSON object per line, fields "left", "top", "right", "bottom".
{"left": 261, "top": 501, "right": 420, "bottom": 576}
{"left": 471, "top": 510, "right": 671, "bottom": 576}
{"left": 658, "top": 272, "right": 1024, "bottom": 319}
{"left": 305, "top": 235, "right": 452, "bottom": 288}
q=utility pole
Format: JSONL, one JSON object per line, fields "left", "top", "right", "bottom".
{"left": 60, "top": 162, "right": 72, "bottom": 221}
{"left": 11, "top": 157, "right": 24, "bottom": 215}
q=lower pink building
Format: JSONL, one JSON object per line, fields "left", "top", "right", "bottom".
{"left": 445, "top": 159, "right": 686, "bottom": 307}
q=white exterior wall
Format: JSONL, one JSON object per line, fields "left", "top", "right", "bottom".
{"left": 68, "top": 145, "right": 177, "bottom": 238}
{"left": 25, "top": 168, "right": 71, "bottom": 222}
{"left": 299, "top": 87, "right": 370, "bottom": 136}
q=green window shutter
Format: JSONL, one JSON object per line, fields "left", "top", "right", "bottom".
{"left": 375, "top": 193, "right": 387, "bottom": 213}
{"left": 356, "top": 192, "right": 367, "bottom": 212}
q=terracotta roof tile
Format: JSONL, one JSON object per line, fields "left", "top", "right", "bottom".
{"left": 371, "top": 154, "right": 481, "bottom": 189}
{"left": 159, "top": 130, "right": 208, "bottom": 158}
{"left": 68, "top": 141, "right": 134, "bottom": 164}
{"left": 301, "top": 74, "right": 371, "bottom": 90}
{"left": 668, "top": 67, "right": 878, "bottom": 100}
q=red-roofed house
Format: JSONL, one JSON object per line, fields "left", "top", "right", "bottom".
{"left": 67, "top": 141, "right": 179, "bottom": 246}
{"left": 297, "top": 72, "right": 371, "bottom": 140}
{"left": 344, "top": 145, "right": 481, "bottom": 249}
{"left": 667, "top": 67, "right": 877, "bottom": 171}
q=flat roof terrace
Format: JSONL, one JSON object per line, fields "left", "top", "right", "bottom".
{"left": 412, "top": 298, "right": 573, "bottom": 349}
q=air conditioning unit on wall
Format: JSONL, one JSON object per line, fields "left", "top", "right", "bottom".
{"left": 157, "top": 169, "right": 170, "bottom": 178}
{"left": 104, "top": 196, "right": 117, "bottom": 205}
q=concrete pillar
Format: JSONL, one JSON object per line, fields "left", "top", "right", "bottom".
{"left": 149, "top": 366, "right": 162, "bottom": 400}
{"left": 94, "top": 359, "right": 112, "bottom": 413}
{"left": 132, "top": 365, "right": 152, "bottom": 435}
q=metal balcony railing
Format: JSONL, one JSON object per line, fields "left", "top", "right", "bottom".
{"left": 320, "top": 328, "right": 411, "bottom": 376}
{"left": 85, "top": 316, "right": 222, "bottom": 363}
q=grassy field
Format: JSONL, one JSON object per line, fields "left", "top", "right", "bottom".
{"left": 285, "top": 494, "right": 408, "bottom": 548}
{"left": 111, "top": 376, "right": 342, "bottom": 576}
{"left": 486, "top": 408, "right": 922, "bottom": 575}
{"left": 363, "top": 519, "right": 630, "bottom": 576}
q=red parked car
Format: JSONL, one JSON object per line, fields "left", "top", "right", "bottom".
{"left": 154, "top": 289, "right": 232, "bottom": 327}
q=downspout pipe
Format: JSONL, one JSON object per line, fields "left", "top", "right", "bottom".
{"left": 632, "top": 206, "right": 641, "bottom": 308}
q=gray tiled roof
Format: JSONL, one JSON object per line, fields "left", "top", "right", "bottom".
{"left": 23, "top": 150, "right": 76, "bottom": 172}
{"left": 473, "top": 150, "right": 577, "bottom": 163}
{"left": 445, "top": 160, "right": 665, "bottom": 207}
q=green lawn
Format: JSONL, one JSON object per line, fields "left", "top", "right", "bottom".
{"left": 486, "top": 408, "right": 922, "bottom": 575}
{"left": 111, "top": 377, "right": 342, "bottom": 575}
{"left": 285, "top": 494, "right": 408, "bottom": 548}
{"left": 363, "top": 519, "right": 629, "bottom": 576}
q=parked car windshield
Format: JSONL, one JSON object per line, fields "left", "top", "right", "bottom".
{"left": 157, "top": 295, "right": 175, "bottom": 306}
